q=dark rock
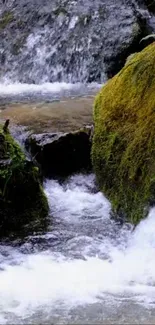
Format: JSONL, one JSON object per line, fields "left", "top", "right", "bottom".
{"left": 137, "top": 0, "right": 155, "bottom": 13}
{"left": 104, "top": 3, "right": 153, "bottom": 78}
{"left": 25, "top": 126, "right": 92, "bottom": 177}
{"left": 3, "top": 118, "right": 10, "bottom": 133}
{"left": 139, "top": 34, "right": 155, "bottom": 50}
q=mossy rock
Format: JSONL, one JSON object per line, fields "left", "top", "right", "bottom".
{"left": 0, "top": 11, "right": 14, "bottom": 30}
{"left": 92, "top": 43, "right": 155, "bottom": 224}
{"left": 0, "top": 124, "right": 49, "bottom": 238}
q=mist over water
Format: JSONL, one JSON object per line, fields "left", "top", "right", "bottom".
{"left": 0, "top": 175, "right": 155, "bottom": 324}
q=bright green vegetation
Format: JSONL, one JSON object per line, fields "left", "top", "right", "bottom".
{"left": 0, "top": 124, "right": 49, "bottom": 238}
{"left": 92, "top": 43, "right": 155, "bottom": 224}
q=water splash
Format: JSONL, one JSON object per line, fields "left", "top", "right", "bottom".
{"left": 0, "top": 174, "right": 155, "bottom": 323}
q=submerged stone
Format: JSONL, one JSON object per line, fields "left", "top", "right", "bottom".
{"left": 25, "top": 127, "right": 92, "bottom": 178}
{"left": 92, "top": 43, "right": 155, "bottom": 224}
{"left": 0, "top": 124, "right": 49, "bottom": 238}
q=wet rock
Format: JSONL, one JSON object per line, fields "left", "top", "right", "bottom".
{"left": 25, "top": 126, "right": 92, "bottom": 177}
{"left": 0, "top": 123, "right": 49, "bottom": 238}
{"left": 0, "top": 0, "right": 154, "bottom": 82}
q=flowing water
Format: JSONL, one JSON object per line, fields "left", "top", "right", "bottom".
{"left": 1, "top": 0, "right": 155, "bottom": 323}
{"left": 0, "top": 0, "right": 154, "bottom": 83}
{"left": 1, "top": 174, "right": 155, "bottom": 323}
{"left": 1, "top": 81, "right": 155, "bottom": 323}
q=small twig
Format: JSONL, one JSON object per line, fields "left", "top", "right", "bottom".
{"left": 3, "top": 119, "right": 10, "bottom": 133}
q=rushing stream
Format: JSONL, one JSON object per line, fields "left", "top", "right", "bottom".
{"left": 1, "top": 0, "right": 155, "bottom": 323}
{"left": 0, "top": 174, "right": 155, "bottom": 324}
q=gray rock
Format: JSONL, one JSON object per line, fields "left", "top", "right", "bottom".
{"left": 0, "top": 0, "right": 153, "bottom": 82}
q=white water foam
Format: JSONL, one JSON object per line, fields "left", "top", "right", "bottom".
{"left": 45, "top": 174, "right": 111, "bottom": 222}
{"left": 0, "top": 82, "right": 82, "bottom": 95}
{"left": 0, "top": 82, "right": 101, "bottom": 97}
{"left": 0, "top": 174, "right": 155, "bottom": 323}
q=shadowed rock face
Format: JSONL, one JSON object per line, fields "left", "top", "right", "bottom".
{"left": 139, "top": 34, "right": 155, "bottom": 50}
{"left": 137, "top": 0, "right": 155, "bottom": 13}
{"left": 25, "top": 127, "right": 92, "bottom": 177}
{"left": 0, "top": 0, "right": 153, "bottom": 83}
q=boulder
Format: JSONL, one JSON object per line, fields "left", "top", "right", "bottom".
{"left": 0, "top": 123, "right": 49, "bottom": 238}
{"left": 92, "top": 43, "right": 155, "bottom": 224}
{"left": 25, "top": 127, "right": 92, "bottom": 177}
{"left": 0, "top": 0, "right": 153, "bottom": 83}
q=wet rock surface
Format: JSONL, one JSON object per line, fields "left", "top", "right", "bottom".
{"left": 0, "top": 0, "right": 153, "bottom": 82}
{"left": 25, "top": 126, "right": 92, "bottom": 177}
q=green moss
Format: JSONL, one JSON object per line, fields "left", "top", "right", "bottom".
{"left": 92, "top": 42, "right": 155, "bottom": 224}
{"left": 0, "top": 125, "right": 49, "bottom": 238}
{"left": 0, "top": 11, "right": 14, "bottom": 30}
{"left": 0, "top": 124, "right": 24, "bottom": 182}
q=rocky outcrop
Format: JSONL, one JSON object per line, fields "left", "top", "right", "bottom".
{"left": 25, "top": 127, "right": 92, "bottom": 177}
{"left": 137, "top": 0, "right": 155, "bottom": 13}
{"left": 0, "top": 123, "right": 49, "bottom": 238}
{"left": 0, "top": 0, "right": 153, "bottom": 82}
{"left": 92, "top": 43, "right": 155, "bottom": 224}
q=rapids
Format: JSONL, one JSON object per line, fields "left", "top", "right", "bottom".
{"left": 0, "top": 174, "right": 155, "bottom": 324}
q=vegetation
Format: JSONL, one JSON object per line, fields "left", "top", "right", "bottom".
{"left": 92, "top": 43, "right": 155, "bottom": 224}
{"left": 0, "top": 124, "right": 49, "bottom": 238}
{"left": 0, "top": 11, "right": 14, "bottom": 30}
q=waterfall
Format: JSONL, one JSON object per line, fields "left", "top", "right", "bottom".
{"left": 0, "top": 0, "right": 154, "bottom": 84}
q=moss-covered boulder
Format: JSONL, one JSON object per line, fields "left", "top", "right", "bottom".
{"left": 0, "top": 124, "right": 49, "bottom": 238}
{"left": 92, "top": 43, "right": 155, "bottom": 224}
